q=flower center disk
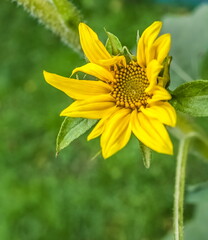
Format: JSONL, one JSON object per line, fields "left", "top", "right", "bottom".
{"left": 111, "top": 61, "right": 150, "bottom": 109}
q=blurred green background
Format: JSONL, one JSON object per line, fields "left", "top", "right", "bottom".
{"left": 1, "top": 0, "right": 208, "bottom": 240}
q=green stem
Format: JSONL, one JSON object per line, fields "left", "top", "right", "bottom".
{"left": 12, "top": 0, "right": 82, "bottom": 52}
{"left": 174, "top": 136, "right": 191, "bottom": 240}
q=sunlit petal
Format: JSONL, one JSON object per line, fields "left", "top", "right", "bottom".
{"left": 87, "top": 108, "right": 117, "bottom": 140}
{"left": 145, "top": 60, "right": 163, "bottom": 92}
{"left": 87, "top": 118, "right": 106, "bottom": 141}
{"left": 153, "top": 33, "right": 171, "bottom": 64}
{"left": 43, "top": 71, "right": 112, "bottom": 100}
{"left": 72, "top": 63, "right": 115, "bottom": 82}
{"left": 141, "top": 102, "right": 176, "bottom": 126}
{"left": 60, "top": 94, "right": 116, "bottom": 119}
{"left": 147, "top": 86, "right": 172, "bottom": 103}
{"left": 131, "top": 110, "right": 173, "bottom": 154}
{"left": 99, "top": 55, "right": 127, "bottom": 68}
{"left": 101, "top": 108, "right": 131, "bottom": 158}
{"left": 137, "top": 21, "right": 162, "bottom": 68}
{"left": 79, "top": 23, "right": 112, "bottom": 64}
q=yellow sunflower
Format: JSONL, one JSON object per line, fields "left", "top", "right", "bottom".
{"left": 44, "top": 21, "right": 176, "bottom": 159}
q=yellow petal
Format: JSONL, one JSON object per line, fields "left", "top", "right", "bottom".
{"left": 145, "top": 59, "right": 163, "bottom": 92}
{"left": 72, "top": 63, "right": 115, "bottom": 82}
{"left": 87, "top": 118, "right": 106, "bottom": 141}
{"left": 137, "top": 21, "right": 162, "bottom": 68}
{"left": 131, "top": 110, "right": 173, "bottom": 154}
{"left": 87, "top": 107, "right": 116, "bottom": 140}
{"left": 147, "top": 86, "right": 172, "bottom": 103}
{"left": 43, "top": 71, "right": 112, "bottom": 100}
{"left": 153, "top": 33, "right": 171, "bottom": 64}
{"left": 99, "top": 56, "right": 127, "bottom": 68}
{"left": 141, "top": 102, "right": 176, "bottom": 127}
{"left": 79, "top": 23, "right": 112, "bottom": 64}
{"left": 60, "top": 94, "right": 116, "bottom": 119}
{"left": 101, "top": 108, "right": 131, "bottom": 159}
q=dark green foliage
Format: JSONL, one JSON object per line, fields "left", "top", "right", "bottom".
{"left": 171, "top": 80, "right": 208, "bottom": 117}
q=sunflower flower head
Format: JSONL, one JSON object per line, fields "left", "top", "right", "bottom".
{"left": 44, "top": 21, "right": 177, "bottom": 159}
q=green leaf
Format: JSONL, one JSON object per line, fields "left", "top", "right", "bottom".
{"left": 56, "top": 117, "right": 97, "bottom": 155}
{"left": 171, "top": 80, "right": 208, "bottom": 117}
{"left": 139, "top": 142, "right": 152, "bottom": 168}
{"left": 105, "top": 31, "right": 123, "bottom": 55}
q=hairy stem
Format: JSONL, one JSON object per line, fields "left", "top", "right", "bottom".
{"left": 174, "top": 137, "right": 191, "bottom": 240}
{"left": 12, "top": 0, "right": 82, "bottom": 52}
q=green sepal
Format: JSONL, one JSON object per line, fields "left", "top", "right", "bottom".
{"left": 139, "top": 142, "right": 152, "bottom": 168}
{"left": 105, "top": 31, "right": 123, "bottom": 56}
{"left": 122, "top": 46, "right": 135, "bottom": 63}
{"left": 170, "top": 80, "right": 208, "bottom": 117}
{"left": 158, "top": 56, "right": 172, "bottom": 88}
{"left": 56, "top": 117, "right": 97, "bottom": 155}
{"left": 136, "top": 29, "right": 140, "bottom": 43}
